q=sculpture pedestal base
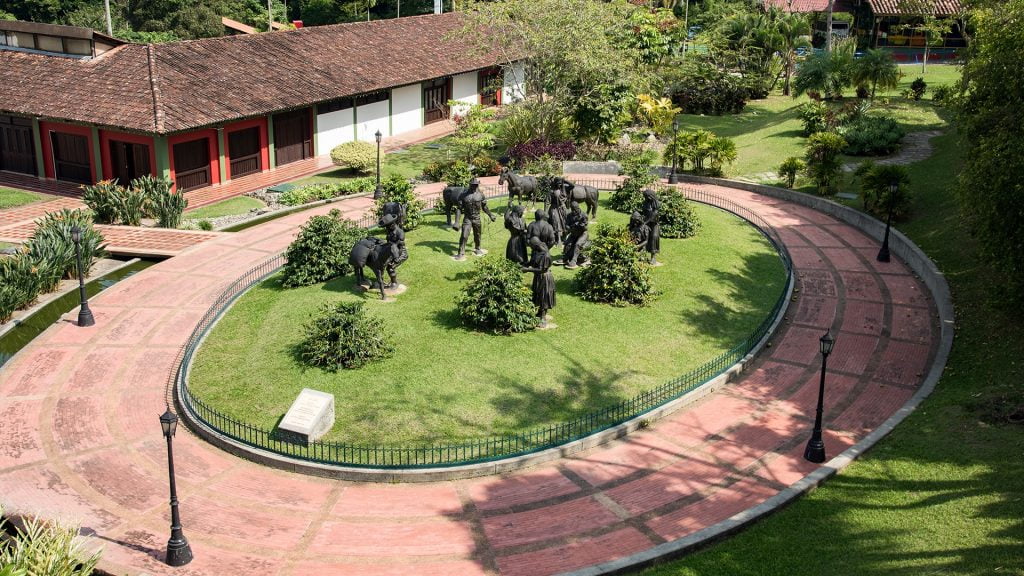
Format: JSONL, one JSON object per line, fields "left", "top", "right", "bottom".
{"left": 358, "top": 283, "right": 407, "bottom": 298}
{"left": 537, "top": 321, "right": 557, "bottom": 330}
{"left": 650, "top": 260, "right": 664, "bottom": 268}
{"left": 452, "top": 254, "right": 467, "bottom": 261}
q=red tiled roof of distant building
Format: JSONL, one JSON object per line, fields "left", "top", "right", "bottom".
{"left": 763, "top": 0, "right": 856, "bottom": 12}
{"left": 866, "top": 0, "right": 962, "bottom": 15}
{"left": 0, "top": 13, "right": 512, "bottom": 134}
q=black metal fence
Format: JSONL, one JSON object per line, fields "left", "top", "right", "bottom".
{"left": 175, "top": 185, "right": 792, "bottom": 469}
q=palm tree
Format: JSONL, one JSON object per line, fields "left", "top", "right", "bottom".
{"left": 777, "top": 13, "right": 811, "bottom": 96}
{"left": 707, "top": 137, "right": 738, "bottom": 176}
{"left": 853, "top": 49, "right": 901, "bottom": 98}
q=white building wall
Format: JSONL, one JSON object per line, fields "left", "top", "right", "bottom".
{"left": 450, "top": 71, "right": 479, "bottom": 116}
{"left": 355, "top": 99, "right": 390, "bottom": 141}
{"left": 390, "top": 84, "right": 422, "bottom": 136}
{"left": 316, "top": 107, "right": 355, "bottom": 154}
{"left": 502, "top": 61, "right": 526, "bottom": 103}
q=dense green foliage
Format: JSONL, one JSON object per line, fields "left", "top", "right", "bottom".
{"left": 575, "top": 224, "right": 654, "bottom": 307}
{"left": 330, "top": 141, "right": 376, "bottom": 174}
{"left": 373, "top": 175, "right": 426, "bottom": 230}
{"left": 803, "top": 131, "right": 847, "bottom": 195}
{"left": 778, "top": 156, "right": 805, "bottom": 188}
{"left": 855, "top": 162, "right": 913, "bottom": 219}
{"left": 281, "top": 209, "right": 363, "bottom": 288}
{"left": 279, "top": 178, "right": 375, "bottom": 206}
{"left": 449, "top": 104, "right": 497, "bottom": 162}
{"left": 28, "top": 209, "right": 105, "bottom": 283}
{"left": 657, "top": 187, "right": 702, "bottom": 239}
{"left": 853, "top": 49, "right": 902, "bottom": 99}
{"left": 300, "top": 301, "right": 394, "bottom": 370}
{"left": 793, "top": 39, "right": 856, "bottom": 99}
{"left": 797, "top": 100, "right": 830, "bottom": 136}
{"left": 665, "top": 60, "right": 750, "bottom": 115}
{"left": 81, "top": 176, "right": 179, "bottom": 226}
{"left": 610, "top": 150, "right": 658, "bottom": 213}
{"left": 0, "top": 505, "right": 100, "bottom": 576}
{"left": 663, "top": 129, "right": 738, "bottom": 176}
{"left": 133, "top": 175, "right": 187, "bottom": 228}
{"left": 456, "top": 257, "right": 538, "bottom": 334}
{"left": 957, "top": 0, "right": 1024, "bottom": 298}
{"left": 838, "top": 115, "right": 906, "bottom": 156}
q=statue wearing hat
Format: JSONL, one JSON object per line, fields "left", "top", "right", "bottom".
{"left": 380, "top": 212, "right": 407, "bottom": 290}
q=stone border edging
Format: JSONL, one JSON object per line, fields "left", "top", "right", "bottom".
{"left": 175, "top": 194, "right": 794, "bottom": 482}
{"left": 556, "top": 176, "right": 955, "bottom": 576}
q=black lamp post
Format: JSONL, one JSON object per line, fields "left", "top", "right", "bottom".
{"left": 804, "top": 331, "right": 835, "bottom": 463}
{"left": 876, "top": 181, "right": 898, "bottom": 262}
{"left": 373, "top": 129, "right": 383, "bottom": 200}
{"left": 160, "top": 410, "right": 193, "bottom": 567}
{"left": 667, "top": 119, "right": 680, "bottom": 184}
{"left": 70, "top": 225, "right": 95, "bottom": 327}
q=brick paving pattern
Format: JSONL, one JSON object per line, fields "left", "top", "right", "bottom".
{"left": 0, "top": 177, "right": 939, "bottom": 576}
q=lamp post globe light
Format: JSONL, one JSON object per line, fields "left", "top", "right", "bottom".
{"left": 374, "top": 129, "right": 383, "bottom": 200}
{"left": 70, "top": 225, "right": 95, "bottom": 327}
{"left": 667, "top": 119, "right": 680, "bottom": 185}
{"left": 804, "top": 331, "right": 835, "bottom": 464}
{"left": 876, "top": 181, "right": 898, "bottom": 262}
{"left": 160, "top": 410, "right": 193, "bottom": 567}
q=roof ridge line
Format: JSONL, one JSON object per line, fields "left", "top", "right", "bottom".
{"left": 146, "top": 44, "right": 165, "bottom": 134}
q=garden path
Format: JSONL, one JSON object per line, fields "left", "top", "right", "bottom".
{"left": 0, "top": 177, "right": 939, "bottom": 576}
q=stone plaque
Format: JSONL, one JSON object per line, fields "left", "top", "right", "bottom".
{"left": 278, "top": 388, "right": 335, "bottom": 445}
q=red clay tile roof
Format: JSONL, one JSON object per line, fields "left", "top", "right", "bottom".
{"left": 0, "top": 13, "right": 509, "bottom": 135}
{"left": 866, "top": 0, "right": 962, "bottom": 15}
{"left": 763, "top": 0, "right": 857, "bottom": 13}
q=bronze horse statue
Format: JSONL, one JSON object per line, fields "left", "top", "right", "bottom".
{"left": 349, "top": 237, "right": 400, "bottom": 300}
{"left": 551, "top": 177, "right": 599, "bottom": 220}
{"left": 440, "top": 185, "right": 469, "bottom": 230}
{"left": 498, "top": 168, "right": 541, "bottom": 206}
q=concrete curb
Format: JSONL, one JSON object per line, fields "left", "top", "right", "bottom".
{"left": 557, "top": 176, "right": 955, "bottom": 576}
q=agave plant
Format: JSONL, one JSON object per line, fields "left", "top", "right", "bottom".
{"left": 0, "top": 505, "right": 102, "bottom": 576}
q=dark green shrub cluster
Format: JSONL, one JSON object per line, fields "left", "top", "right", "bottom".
{"left": 778, "top": 156, "right": 806, "bottom": 188}
{"left": 81, "top": 176, "right": 183, "bottom": 227}
{"left": 575, "top": 224, "right": 655, "bottom": 307}
{"left": 278, "top": 178, "right": 375, "bottom": 206}
{"left": 804, "top": 132, "right": 848, "bottom": 196}
{"left": 374, "top": 175, "right": 427, "bottom": 231}
{"left": 666, "top": 62, "right": 749, "bottom": 116}
{"left": 329, "top": 141, "right": 376, "bottom": 173}
{"left": 610, "top": 150, "right": 657, "bottom": 213}
{"left": 657, "top": 188, "right": 702, "bottom": 239}
{"left": 837, "top": 115, "right": 905, "bottom": 156}
{"left": 907, "top": 77, "right": 927, "bottom": 100}
{"left": 456, "top": 257, "right": 538, "bottom": 334}
{"left": 931, "top": 84, "right": 955, "bottom": 106}
{"left": 300, "top": 301, "right": 394, "bottom": 370}
{"left": 1, "top": 209, "right": 106, "bottom": 323}
{"left": 281, "top": 209, "right": 363, "bottom": 288}
{"left": 662, "top": 130, "right": 738, "bottom": 176}
{"left": 798, "top": 101, "right": 831, "bottom": 136}
{"left": 855, "top": 161, "right": 913, "bottom": 219}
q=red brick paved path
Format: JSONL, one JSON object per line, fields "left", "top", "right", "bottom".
{"left": 0, "top": 178, "right": 938, "bottom": 576}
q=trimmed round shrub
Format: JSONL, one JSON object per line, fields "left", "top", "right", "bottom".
{"left": 837, "top": 115, "right": 905, "bottom": 156}
{"left": 456, "top": 257, "right": 538, "bottom": 334}
{"left": 300, "top": 301, "right": 394, "bottom": 370}
{"left": 575, "top": 224, "right": 655, "bottom": 307}
{"left": 281, "top": 209, "right": 363, "bottom": 288}
{"left": 471, "top": 155, "right": 502, "bottom": 177}
{"left": 374, "top": 175, "right": 427, "bottom": 230}
{"left": 330, "top": 141, "right": 376, "bottom": 173}
{"left": 657, "top": 188, "right": 701, "bottom": 239}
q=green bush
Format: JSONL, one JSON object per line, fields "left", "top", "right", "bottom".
{"left": 798, "top": 101, "right": 831, "bottom": 136}
{"left": 932, "top": 84, "right": 955, "bottom": 105}
{"left": 858, "top": 162, "right": 913, "bottom": 219}
{"left": 329, "top": 141, "right": 376, "bottom": 173}
{"left": 300, "top": 301, "right": 394, "bottom": 370}
{"left": 778, "top": 156, "right": 805, "bottom": 188}
{"left": 575, "top": 224, "right": 655, "bottom": 306}
{"left": 374, "top": 175, "right": 426, "bottom": 231}
{"left": 804, "top": 131, "right": 847, "bottom": 195}
{"left": 610, "top": 150, "right": 657, "bottom": 213}
{"left": 281, "top": 209, "right": 363, "bottom": 288}
{"left": 0, "top": 505, "right": 101, "bottom": 576}
{"left": 279, "top": 179, "right": 375, "bottom": 206}
{"left": 81, "top": 180, "right": 123, "bottom": 224}
{"left": 658, "top": 187, "right": 701, "bottom": 239}
{"left": 837, "top": 115, "right": 905, "bottom": 156}
{"left": 471, "top": 155, "right": 503, "bottom": 177}
{"left": 197, "top": 219, "right": 214, "bottom": 231}
{"left": 443, "top": 160, "right": 473, "bottom": 187}
{"left": 132, "top": 175, "right": 185, "bottom": 227}
{"left": 666, "top": 60, "right": 749, "bottom": 115}
{"left": 456, "top": 257, "right": 538, "bottom": 334}
{"left": 0, "top": 253, "right": 48, "bottom": 322}
{"left": 28, "top": 209, "right": 106, "bottom": 281}
{"left": 908, "top": 77, "right": 927, "bottom": 100}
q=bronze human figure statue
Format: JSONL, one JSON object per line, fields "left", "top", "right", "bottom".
{"left": 562, "top": 200, "right": 590, "bottom": 269}
{"left": 381, "top": 201, "right": 406, "bottom": 228}
{"left": 521, "top": 235, "right": 556, "bottom": 328}
{"left": 455, "top": 178, "right": 496, "bottom": 259}
{"left": 349, "top": 237, "right": 399, "bottom": 300}
{"left": 551, "top": 176, "right": 599, "bottom": 220}
{"left": 640, "top": 188, "right": 661, "bottom": 265}
{"left": 629, "top": 210, "right": 649, "bottom": 250}
{"left": 504, "top": 204, "right": 528, "bottom": 264}
{"left": 544, "top": 182, "right": 567, "bottom": 245}
{"left": 526, "top": 209, "right": 558, "bottom": 251}
{"left": 380, "top": 212, "right": 407, "bottom": 289}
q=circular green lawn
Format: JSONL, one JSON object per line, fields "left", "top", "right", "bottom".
{"left": 189, "top": 200, "right": 787, "bottom": 446}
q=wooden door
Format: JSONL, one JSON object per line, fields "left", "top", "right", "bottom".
{"left": 172, "top": 138, "right": 211, "bottom": 192}
{"left": 228, "top": 127, "right": 261, "bottom": 178}
{"left": 0, "top": 115, "right": 36, "bottom": 175}
{"left": 479, "top": 69, "right": 501, "bottom": 107}
{"left": 423, "top": 78, "right": 450, "bottom": 124}
{"left": 109, "top": 140, "right": 151, "bottom": 185}
{"left": 273, "top": 110, "right": 311, "bottom": 166}
{"left": 50, "top": 131, "right": 92, "bottom": 184}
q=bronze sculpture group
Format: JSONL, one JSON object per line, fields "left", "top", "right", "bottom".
{"left": 349, "top": 202, "right": 408, "bottom": 300}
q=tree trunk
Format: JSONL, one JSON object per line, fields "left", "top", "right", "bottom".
{"left": 826, "top": 0, "right": 835, "bottom": 52}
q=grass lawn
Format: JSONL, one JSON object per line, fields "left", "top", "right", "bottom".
{"left": 677, "top": 64, "right": 959, "bottom": 183}
{"left": 634, "top": 85, "right": 1024, "bottom": 575}
{"left": 183, "top": 196, "right": 266, "bottom": 220}
{"left": 190, "top": 200, "right": 787, "bottom": 446}
{"left": 0, "top": 187, "right": 49, "bottom": 210}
